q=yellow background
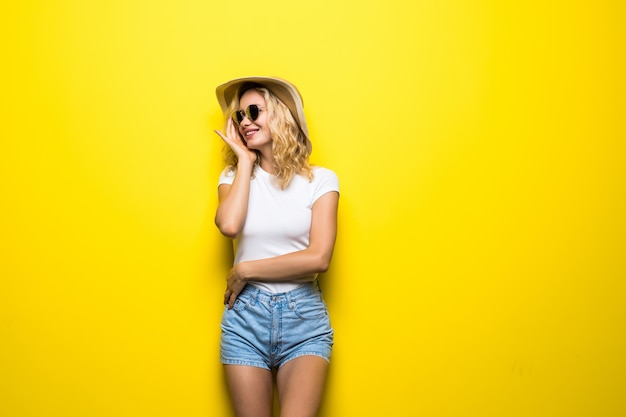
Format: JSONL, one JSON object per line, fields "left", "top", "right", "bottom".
{"left": 2, "top": 1, "right": 625, "bottom": 416}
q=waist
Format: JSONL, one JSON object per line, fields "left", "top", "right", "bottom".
{"left": 241, "top": 280, "right": 321, "bottom": 302}
{"left": 246, "top": 275, "right": 318, "bottom": 294}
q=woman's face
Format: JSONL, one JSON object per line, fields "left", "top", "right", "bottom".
{"left": 237, "top": 89, "right": 271, "bottom": 151}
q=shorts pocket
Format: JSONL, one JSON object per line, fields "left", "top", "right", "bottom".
{"left": 232, "top": 292, "right": 254, "bottom": 312}
{"left": 291, "top": 293, "right": 328, "bottom": 320}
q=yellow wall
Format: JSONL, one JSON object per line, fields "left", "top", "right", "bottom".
{"left": 2, "top": 1, "right": 624, "bottom": 416}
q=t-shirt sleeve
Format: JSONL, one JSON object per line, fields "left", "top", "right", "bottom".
{"left": 218, "top": 168, "right": 235, "bottom": 186}
{"left": 311, "top": 167, "right": 340, "bottom": 204}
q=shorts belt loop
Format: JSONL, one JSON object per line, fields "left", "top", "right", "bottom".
{"left": 250, "top": 287, "right": 260, "bottom": 306}
{"left": 286, "top": 288, "right": 296, "bottom": 307}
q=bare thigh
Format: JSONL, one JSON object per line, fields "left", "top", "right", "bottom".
{"left": 224, "top": 365, "right": 273, "bottom": 417}
{"left": 276, "top": 356, "right": 329, "bottom": 417}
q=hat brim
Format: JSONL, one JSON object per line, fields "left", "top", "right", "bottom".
{"left": 215, "top": 76, "right": 309, "bottom": 140}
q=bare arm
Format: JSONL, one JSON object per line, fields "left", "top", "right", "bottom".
{"left": 214, "top": 119, "right": 256, "bottom": 238}
{"left": 215, "top": 171, "right": 252, "bottom": 238}
{"left": 224, "top": 190, "right": 339, "bottom": 308}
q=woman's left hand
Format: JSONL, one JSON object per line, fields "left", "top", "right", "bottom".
{"left": 224, "top": 264, "right": 247, "bottom": 309}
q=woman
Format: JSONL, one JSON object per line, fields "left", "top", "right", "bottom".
{"left": 213, "top": 76, "right": 339, "bottom": 417}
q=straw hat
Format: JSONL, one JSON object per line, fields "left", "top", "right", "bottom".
{"left": 215, "top": 76, "right": 309, "bottom": 140}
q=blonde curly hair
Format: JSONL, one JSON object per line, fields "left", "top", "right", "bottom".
{"left": 222, "top": 85, "right": 313, "bottom": 189}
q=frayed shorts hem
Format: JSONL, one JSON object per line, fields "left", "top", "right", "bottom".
{"left": 221, "top": 359, "right": 270, "bottom": 370}
{"left": 221, "top": 352, "right": 330, "bottom": 371}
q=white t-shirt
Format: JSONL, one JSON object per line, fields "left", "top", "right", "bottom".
{"left": 218, "top": 165, "right": 339, "bottom": 293}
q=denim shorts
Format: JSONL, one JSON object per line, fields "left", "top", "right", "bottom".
{"left": 220, "top": 281, "right": 333, "bottom": 370}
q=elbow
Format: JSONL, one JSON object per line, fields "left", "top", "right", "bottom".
{"left": 215, "top": 218, "right": 241, "bottom": 239}
{"left": 220, "top": 229, "right": 239, "bottom": 239}
{"left": 315, "top": 253, "right": 332, "bottom": 274}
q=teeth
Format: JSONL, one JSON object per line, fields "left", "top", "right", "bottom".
{"left": 246, "top": 130, "right": 258, "bottom": 137}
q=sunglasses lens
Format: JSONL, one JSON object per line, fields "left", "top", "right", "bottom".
{"left": 247, "top": 105, "right": 259, "bottom": 122}
{"left": 232, "top": 110, "right": 244, "bottom": 126}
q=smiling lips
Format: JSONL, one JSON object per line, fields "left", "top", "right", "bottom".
{"left": 245, "top": 128, "right": 259, "bottom": 138}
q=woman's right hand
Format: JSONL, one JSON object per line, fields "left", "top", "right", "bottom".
{"left": 214, "top": 118, "right": 257, "bottom": 166}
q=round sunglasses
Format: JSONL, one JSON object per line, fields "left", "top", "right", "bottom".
{"left": 231, "top": 104, "right": 266, "bottom": 126}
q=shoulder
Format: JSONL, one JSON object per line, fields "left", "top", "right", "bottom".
{"left": 218, "top": 167, "right": 236, "bottom": 185}
{"left": 311, "top": 166, "right": 338, "bottom": 182}
{"left": 309, "top": 166, "right": 339, "bottom": 195}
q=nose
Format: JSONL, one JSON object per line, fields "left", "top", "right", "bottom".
{"left": 239, "top": 113, "right": 253, "bottom": 127}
